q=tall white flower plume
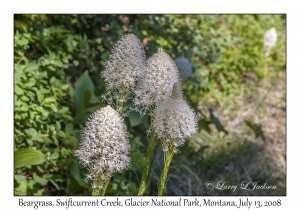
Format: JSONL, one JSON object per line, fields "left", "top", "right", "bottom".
{"left": 263, "top": 27, "right": 278, "bottom": 57}
{"left": 175, "top": 52, "right": 193, "bottom": 80}
{"left": 101, "top": 34, "right": 146, "bottom": 116}
{"left": 134, "top": 48, "right": 182, "bottom": 115}
{"left": 75, "top": 106, "right": 130, "bottom": 190}
{"left": 152, "top": 83, "right": 197, "bottom": 152}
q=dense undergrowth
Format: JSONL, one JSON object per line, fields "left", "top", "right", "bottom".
{"left": 14, "top": 14, "right": 286, "bottom": 196}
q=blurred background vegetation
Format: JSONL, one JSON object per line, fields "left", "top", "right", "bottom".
{"left": 14, "top": 14, "right": 286, "bottom": 196}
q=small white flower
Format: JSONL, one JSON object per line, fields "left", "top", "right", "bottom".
{"left": 134, "top": 48, "right": 182, "bottom": 115}
{"left": 75, "top": 106, "right": 131, "bottom": 189}
{"left": 152, "top": 83, "right": 197, "bottom": 152}
{"left": 101, "top": 34, "right": 146, "bottom": 116}
{"left": 263, "top": 27, "right": 278, "bottom": 57}
{"left": 175, "top": 52, "right": 193, "bottom": 80}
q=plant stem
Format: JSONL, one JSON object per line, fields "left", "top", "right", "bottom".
{"left": 92, "top": 173, "right": 102, "bottom": 196}
{"left": 100, "top": 177, "right": 110, "bottom": 196}
{"left": 147, "top": 138, "right": 161, "bottom": 184}
{"left": 138, "top": 128, "right": 156, "bottom": 196}
{"left": 158, "top": 140, "right": 174, "bottom": 196}
{"left": 92, "top": 173, "right": 111, "bottom": 196}
{"left": 118, "top": 83, "right": 126, "bottom": 116}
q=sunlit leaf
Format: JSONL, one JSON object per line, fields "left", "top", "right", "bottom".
{"left": 50, "top": 153, "right": 59, "bottom": 160}
{"left": 14, "top": 148, "right": 47, "bottom": 169}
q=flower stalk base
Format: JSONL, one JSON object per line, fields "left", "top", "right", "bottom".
{"left": 158, "top": 141, "right": 174, "bottom": 196}
{"left": 138, "top": 128, "right": 156, "bottom": 196}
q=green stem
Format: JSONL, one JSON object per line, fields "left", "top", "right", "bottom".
{"left": 92, "top": 173, "right": 102, "bottom": 196}
{"left": 158, "top": 141, "right": 174, "bottom": 196}
{"left": 118, "top": 83, "right": 126, "bottom": 116}
{"left": 138, "top": 128, "right": 156, "bottom": 196}
{"left": 100, "top": 177, "right": 110, "bottom": 196}
{"left": 91, "top": 173, "right": 111, "bottom": 196}
{"left": 147, "top": 138, "right": 161, "bottom": 184}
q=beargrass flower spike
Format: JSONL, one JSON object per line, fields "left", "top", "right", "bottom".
{"left": 101, "top": 34, "right": 146, "bottom": 116}
{"left": 263, "top": 27, "right": 277, "bottom": 57}
{"left": 134, "top": 47, "right": 182, "bottom": 116}
{"left": 75, "top": 106, "right": 131, "bottom": 196}
{"left": 153, "top": 83, "right": 197, "bottom": 195}
{"left": 135, "top": 48, "right": 181, "bottom": 195}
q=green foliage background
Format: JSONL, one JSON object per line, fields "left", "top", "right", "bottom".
{"left": 14, "top": 14, "right": 286, "bottom": 196}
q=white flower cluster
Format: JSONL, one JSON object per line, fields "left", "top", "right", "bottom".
{"left": 101, "top": 34, "right": 146, "bottom": 115}
{"left": 175, "top": 53, "right": 193, "bottom": 80}
{"left": 152, "top": 83, "right": 197, "bottom": 153}
{"left": 75, "top": 106, "right": 130, "bottom": 189}
{"left": 134, "top": 48, "right": 181, "bottom": 115}
{"left": 263, "top": 27, "right": 277, "bottom": 57}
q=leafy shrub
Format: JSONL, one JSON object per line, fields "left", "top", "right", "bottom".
{"left": 14, "top": 30, "right": 78, "bottom": 195}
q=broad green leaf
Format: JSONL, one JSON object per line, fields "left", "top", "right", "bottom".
{"left": 33, "top": 173, "right": 48, "bottom": 185}
{"left": 36, "top": 107, "right": 49, "bottom": 117}
{"left": 25, "top": 78, "right": 36, "bottom": 87}
{"left": 60, "top": 147, "right": 70, "bottom": 158}
{"left": 73, "top": 112, "right": 91, "bottom": 125}
{"left": 83, "top": 90, "right": 92, "bottom": 108}
{"left": 61, "top": 84, "right": 69, "bottom": 90}
{"left": 73, "top": 60, "right": 79, "bottom": 66}
{"left": 15, "top": 37, "right": 29, "bottom": 46}
{"left": 37, "top": 165, "right": 44, "bottom": 172}
{"left": 65, "top": 123, "right": 73, "bottom": 136}
{"left": 27, "top": 179, "right": 36, "bottom": 189}
{"left": 26, "top": 139, "right": 33, "bottom": 146}
{"left": 70, "top": 160, "right": 88, "bottom": 187}
{"left": 20, "top": 105, "right": 29, "bottom": 112}
{"left": 15, "top": 85, "right": 24, "bottom": 95}
{"left": 43, "top": 98, "right": 56, "bottom": 103}
{"left": 32, "top": 136, "right": 43, "bottom": 142}
{"left": 56, "top": 121, "right": 61, "bottom": 130}
{"left": 24, "top": 61, "right": 39, "bottom": 73}
{"left": 20, "top": 95, "right": 30, "bottom": 101}
{"left": 52, "top": 136, "right": 59, "bottom": 146}
{"left": 33, "top": 189, "right": 44, "bottom": 196}
{"left": 49, "top": 179, "right": 60, "bottom": 190}
{"left": 111, "top": 183, "right": 118, "bottom": 191}
{"left": 25, "top": 128, "right": 38, "bottom": 137}
{"left": 73, "top": 104, "right": 101, "bottom": 125}
{"left": 58, "top": 106, "right": 69, "bottom": 114}
{"left": 57, "top": 130, "right": 65, "bottom": 138}
{"left": 74, "top": 70, "right": 100, "bottom": 114}
{"left": 50, "top": 104, "right": 58, "bottom": 112}
{"left": 14, "top": 174, "right": 27, "bottom": 183}
{"left": 50, "top": 153, "right": 59, "bottom": 160}
{"left": 14, "top": 148, "right": 47, "bottom": 169}
{"left": 14, "top": 175, "right": 27, "bottom": 196}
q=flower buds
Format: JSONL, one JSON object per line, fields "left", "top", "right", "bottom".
{"left": 101, "top": 34, "right": 146, "bottom": 116}
{"left": 153, "top": 83, "right": 197, "bottom": 152}
{"left": 134, "top": 48, "right": 182, "bottom": 115}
